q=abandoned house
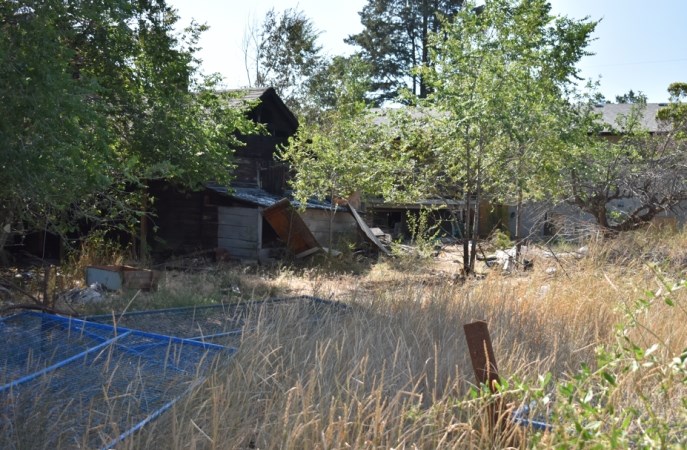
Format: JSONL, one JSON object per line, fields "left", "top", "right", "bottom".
{"left": 148, "top": 87, "right": 360, "bottom": 262}
{"left": 516, "top": 102, "right": 683, "bottom": 240}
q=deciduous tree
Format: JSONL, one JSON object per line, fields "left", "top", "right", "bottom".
{"left": 564, "top": 84, "right": 687, "bottom": 232}
{"left": 0, "top": 0, "right": 255, "bottom": 255}
{"left": 419, "top": 0, "right": 596, "bottom": 270}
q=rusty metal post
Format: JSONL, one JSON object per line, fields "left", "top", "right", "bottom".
{"left": 464, "top": 320, "right": 500, "bottom": 392}
{"left": 464, "top": 320, "right": 506, "bottom": 440}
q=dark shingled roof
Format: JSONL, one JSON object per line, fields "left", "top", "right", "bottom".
{"left": 222, "top": 87, "right": 299, "bottom": 131}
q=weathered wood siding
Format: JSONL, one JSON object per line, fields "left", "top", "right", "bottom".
{"left": 301, "top": 210, "right": 358, "bottom": 248}
{"left": 234, "top": 135, "right": 290, "bottom": 190}
{"left": 217, "top": 206, "right": 261, "bottom": 260}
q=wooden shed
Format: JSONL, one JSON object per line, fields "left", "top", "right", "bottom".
{"left": 210, "top": 185, "right": 358, "bottom": 261}
{"left": 145, "top": 87, "right": 376, "bottom": 261}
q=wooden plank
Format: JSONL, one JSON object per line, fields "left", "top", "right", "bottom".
{"left": 348, "top": 205, "right": 391, "bottom": 256}
{"left": 463, "top": 321, "right": 508, "bottom": 438}
{"left": 262, "top": 198, "right": 321, "bottom": 255}
{"left": 218, "top": 206, "right": 258, "bottom": 220}
{"left": 218, "top": 224, "right": 258, "bottom": 241}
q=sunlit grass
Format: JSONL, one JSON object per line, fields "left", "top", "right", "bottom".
{"left": 8, "top": 227, "right": 687, "bottom": 448}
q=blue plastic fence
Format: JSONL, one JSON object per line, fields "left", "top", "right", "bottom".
{"left": 0, "top": 311, "right": 234, "bottom": 450}
{"left": 0, "top": 296, "right": 345, "bottom": 449}
{"left": 85, "top": 295, "right": 348, "bottom": 345}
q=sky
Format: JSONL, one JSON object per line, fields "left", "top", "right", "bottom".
{"left": 170, "top": 0, "right": 687, "bottom": 103}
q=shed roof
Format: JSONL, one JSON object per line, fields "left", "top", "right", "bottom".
{"left": 222, "top": 87, "right": 299, "bottom": 133}
{"left": 206, "top": 183, "right": 346, "bottom": 211}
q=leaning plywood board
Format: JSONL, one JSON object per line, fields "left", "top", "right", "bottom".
{"left": 348, "top": 205, "right": 392, "bottom": 256}
{"left": 262, "top": 199, "right": 321, "bottom": 257}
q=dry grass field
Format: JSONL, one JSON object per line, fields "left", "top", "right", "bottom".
{"left": 5, "top": 229, "right": 687, "bottom": 448}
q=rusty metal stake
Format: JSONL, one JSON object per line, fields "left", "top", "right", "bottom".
{"left": 464, "top": 320, "right": 500, "bottom": 392}
{"left": 463, "top": 320, "right": 506, "bottom": 440}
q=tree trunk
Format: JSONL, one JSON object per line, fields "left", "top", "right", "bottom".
{"left": 0, "top": 213, "right": 12, "bottom": 265}
{"left": 139, "top": 189, "right": 148, "bottom": 262}
{"left": 470, "top": 192, "right": 480, "bottom": 271}
{"left": 463, "top": 193, "right": 471, "bottom": 274}
{"left": 419, "top": 0, "right": 429, "bottom": 98}
{"left": 469, "top": 136, "right": 484, "bottom": 272}
{"left": 462, "top": 126, "right": 472, "bottom": 274}
{"left": 515, "top": 187, "right": 523, "bottom": 262}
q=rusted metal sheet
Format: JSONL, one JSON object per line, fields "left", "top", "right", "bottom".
{"left": 347, "top": 205, "right": 391, "bottom": 256}
{"left": 262, "top": 199, "right": 321, "bottom": 257}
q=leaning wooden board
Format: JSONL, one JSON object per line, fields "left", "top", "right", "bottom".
{"left": 347, "top": 204, "right": 391, "bottom": 256}
{"left": 262, "top": 199, "right": 321, "bottom": 257}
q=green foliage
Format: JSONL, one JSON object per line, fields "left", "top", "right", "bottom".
{"left": 564, "top": 88, "right": 687, "bottom": 231}
{"left": 542, "top": 273, "right": 687, "bottom": 447}
{"left": 302, "top": 55, "right": 374, "bottom": 121}
{"left": 0, "top": 0, "right": 255, "bottom": 245}
{"left": 415, "top": 0, "right": 596, "bottom": 269}
{"left": 286, "top": 0, "right": 596, "bottom": 273}
{"left": 0, "top": 1, "right": 112, "bottom": 231}
{"left": 281, "top": 60, "right": 430, "bottom": 205}
{"left": 615, "top": 89, "right": 648, "bottom": 104}
{"left": 657, "top": 82, "right": 687, "bottom": 139}
{"left": 405, "top": 208, "right": 442, "bottom": 258}
{"left": 490, "top": 229, "right": 512, "bottom": 250}
{"left": 421, "top": 0, "right": 596, "bottom": 201}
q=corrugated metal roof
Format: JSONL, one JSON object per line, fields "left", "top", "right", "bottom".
{"left": 206, "top": 183, "right": 346, "bottom": 211}
{"left": 370, "top": 103, "right": 670, "bottom": 133}
{"left": 593, "top": 103, "right": 667, "bottom": 133}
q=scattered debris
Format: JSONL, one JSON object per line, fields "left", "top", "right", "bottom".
{"left": 58, "top": 283, "right": 105, "bottom": 304}
{"left": 348, "top": 204, "right": 392, "bottom": 256}
{"left": 370, "top": 227, "right": 392, "bottom": 245}
{"left": 86, "top": 265, "right": 161, "bottom": 291}
{"left": 538, "top": 284, "right": 551, "bottom": 297}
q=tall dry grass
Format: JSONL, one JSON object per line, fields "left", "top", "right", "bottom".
{"left": 122, "top": 229, "right": 687, "bottom": 449}
{"left": 8, "top": 228, "right": 687, "bottom": 448}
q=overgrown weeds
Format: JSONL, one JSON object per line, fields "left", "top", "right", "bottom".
{"left": 8, "top": 228, "right": 687, "bottom": 448}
